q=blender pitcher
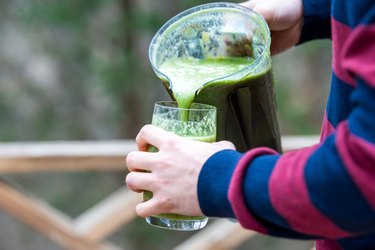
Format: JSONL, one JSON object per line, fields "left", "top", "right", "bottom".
{"left": 149, "top": 2, "right": 282, "bottom": 152}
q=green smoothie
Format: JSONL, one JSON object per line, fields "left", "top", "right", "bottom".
{"left": 159, "top": 57, "right": 255, "bottom": 111}
{"left": 145, "top": 103, "right": 216, "bottom": 221}
{"left": 159, "top": 57, "right": 280, "bottom": 152}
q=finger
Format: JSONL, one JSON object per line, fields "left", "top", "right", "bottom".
{"left": 126, "top": 151, "right": 160, "bottom": 172}
{"left": 242, "top": 1, "right": 294, "bottom": 31}
{"left": 213, "top": 140, "right": 236, "bottom": 150}
{"left": 270, "top": 21, "right": 302, "bottom": 54}
{"left": 252, "top": 5, "right": 278, "bottom": 29}
{"left": 135, "top": 199, "right": 158, "bottom": 218}
{"left": 135, "top": 124, "right": 154, "bottom": 151}
{"left": 240, "top": 1, "right": 276, "bottom": 27}
{"left": 136, "top": 124, "right": 178, "bottom": 151}
{"left": 125, "top": 171, "right": 155, "bottom": 193}
{"left": 240, "top": 0, "right": 258, "bottom": 10}
{"left": 135, "top": 196, "right": 172, "bottom": 218}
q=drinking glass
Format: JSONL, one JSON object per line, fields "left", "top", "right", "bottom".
{"left": 144, "top": 101, "right": 217, "bottom": 231}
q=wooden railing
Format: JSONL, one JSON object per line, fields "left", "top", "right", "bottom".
{"left": 0, "top": 136, "right": 319, "bottom": 250}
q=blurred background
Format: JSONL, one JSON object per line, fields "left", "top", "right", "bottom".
{"left": 0, "top": 0, "right": 331, "bottom": 249}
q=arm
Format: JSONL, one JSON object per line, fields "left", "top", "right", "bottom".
{"left": 299, "top": 0, "right": 332, "bottom": 43}
{"left": 198, "top": 4, "right": 375, "bottom": 239}
{"left": 125, "top": 0, "right": 374, "bottom": 239}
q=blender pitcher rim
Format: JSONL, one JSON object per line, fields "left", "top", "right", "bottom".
{"left": 148, "top": 2, "right": 271, "bottom": 90}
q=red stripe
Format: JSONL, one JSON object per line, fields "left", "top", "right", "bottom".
{"left": 342, "top": 24, "right": 375, "bottom": 88}
{"left": 268, "top": 145, "right": 350, "bottom": 237}
{"left": 331, "top": 18, "right": 356, "bottom": 86}
{"left": 228, "top": 147, "right": 277, "bottom": 234}
{"left": 336, "top": 122, "right": 375, "bottom": 209}
{"left": 316, "top": 239, "right": 343, "bottom": 250}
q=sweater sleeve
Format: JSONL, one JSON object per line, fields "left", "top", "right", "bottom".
{"left": 199, "top": 85, "right": 375, "bottom": 239}
{"left": 298, "top": 0, "right": 332, "bottom": 43}
{"left": 198, "top": 4, "right": 375, "bottom": 239}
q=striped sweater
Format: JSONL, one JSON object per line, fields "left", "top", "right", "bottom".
{"left": 197, "top": 0, "right": 375, "bottom": 249}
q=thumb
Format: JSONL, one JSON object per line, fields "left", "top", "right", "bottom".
{"left": 240, "top": 0, "right": 276, "bottom": 28}
{"left": 136, "top": 198, "right": 164, "bottom": 218}
{"left": 241, "top": 0, "right": 303, "bottom": 31}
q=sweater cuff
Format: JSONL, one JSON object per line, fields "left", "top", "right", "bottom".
{"left": 228, "top": 147, "right": 278, "bottom": 234}
{"left": 299, "top": 0, "right": 332, "bottom": 43}
{"left": 197, "top": 149, "right": 243, "bottom": 218}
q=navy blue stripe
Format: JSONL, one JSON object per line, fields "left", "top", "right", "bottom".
{"left": 333, "top": 0, "right": 374, "bottom": 27}
{"left": 326, "top": 73, "right": 354, "bottom": 127}
{"left": 348, "top": 79, "right": 375, "bottom": 145}
{"left": 198, "top": 149, "right": 241, "bottom": 218}
{"left": 338, "top": 234, "right": 375, "bottom": 250}
{"left": 244, "top": 155, "right": 317, "bottom": 239}
{"left": 299, "top": 0, "right": 332, "bottom": 43}
{"left": 360, "top": 4, "right": 375, "bottom": 24}
{"left": 305, "top": 134, "right": 375, "bottom": 234}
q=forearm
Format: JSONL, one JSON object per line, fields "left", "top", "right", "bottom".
{"left": 199, "top": 120, "right": 375, "bottom": 239}
{"left": 198, "top": 148, "right": 318, "bottom": 239}
{"left": 299, "top": 0, "right": 332, "bottom": 43}
{"left": 198, "top": 80, "right": 375, "bottom": 240}
{"left": 198, "top": 2, "right": 375, "bottom": 239}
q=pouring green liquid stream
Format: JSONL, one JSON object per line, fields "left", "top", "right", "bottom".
{"left": 159, "top": 57, "right": 255, "bottom": 114}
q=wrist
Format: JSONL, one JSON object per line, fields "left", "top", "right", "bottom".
{"left": 298, "top": 0, "right": 332, "bottom": 43}
{"left": 197, "top": 149, "right": 242, "bottom": 218}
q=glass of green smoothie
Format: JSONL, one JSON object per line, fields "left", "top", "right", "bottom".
{"left": 144, "top": 101, "right": 216, "bottom": 231}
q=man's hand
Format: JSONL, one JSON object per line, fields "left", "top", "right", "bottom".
{"left": 125, "top": 125, "right": 235, "bottom": 218}
{"left": 241, "top": 0, "right": 304, "bottom": 55}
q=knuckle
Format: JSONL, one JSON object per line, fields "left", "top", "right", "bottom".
{"left": 223, "top": 140, "right": 236, "bottom": 149}
{"left": 136, "top": 205, "right": 148, "bottom": 218}
{"left": 135, "top": 132, "right": 143, "bottom": 145}
{"left": 136, "top": 125, "right": 151, "bottom": 142}
{"left": 149, "top": 157, "right": 163, "bottom": 171}
{"left": 216, "top": 140, "right": 236, "bottom": 150}
{"left": 125, "top": 152, "right": 136, "bottom": 170}
{"left": 155, "top": 155, "right": 173, "bottom": 171}
{"left": 160, "top": 178, "right": 172, "bottom": 187}
{"left": 125, "top": 172, "right": 136, "bottom": 188}
{"left": 164, "top": 137, "right": 178, "bottom": 148}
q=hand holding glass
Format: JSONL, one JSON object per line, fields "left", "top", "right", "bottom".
{"left": 144, "top": 101, "right": 216, "bottom": 231}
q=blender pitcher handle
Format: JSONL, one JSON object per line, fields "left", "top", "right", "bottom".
{"left": 228, "top": 87, "right": 252, "bottom": 151}
{"left": 228, "top": 85, "right": 282, "bottom": 153}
